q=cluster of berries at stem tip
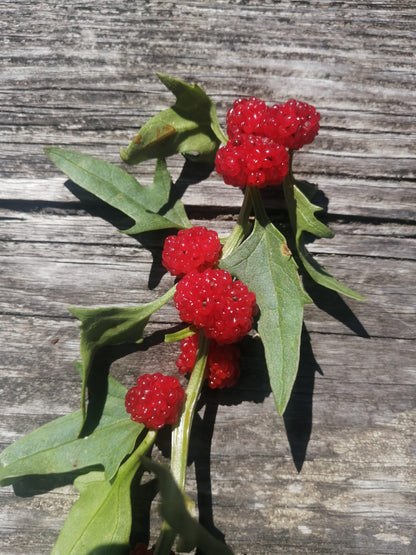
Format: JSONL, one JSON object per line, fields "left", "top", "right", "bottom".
{"left": 125, "top": 226, "right": 258, "bottom": 430}
{"left": 215, "top": 96, "right": 320, "bottom": 189}
{"left": 125, "top": 95, "right": 320, "bottom": 430}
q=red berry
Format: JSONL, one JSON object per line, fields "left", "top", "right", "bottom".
{"left": 215, "top": 134, "right": 289, "bottom": 189}
{"left": 176, "top": 334, "right": 200, "bottom": 375}
{"left": 225, "top": 96, "right": 320, "bottom": 151}
{"left": 208, "top": 341, "right": 240, "bottom": 388}
{"left": 174, "top": 269, "right": 257, "bottom": 344}
{"left": 125, "top": 373, "right": 186, "bottom": 430}
{"left": 176, "top": 333, "right": 241, "bottom": 389}
{"left": 162, "top": 226, "right": 222, "bottom": 277}
{"left": 267, "top": 99, "right": 320, "bottom": 150}
{"left": 226, "top": 96, "right": 269, "bottom": 139}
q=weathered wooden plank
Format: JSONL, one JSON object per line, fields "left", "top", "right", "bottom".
{"left": 2, "top": 174, "right": 416, "bottom": 222}
{"left": 1, "top": 0, "right": 415, "bottom": 553}
{"left": 0, "top": 313, "right": 415, "bottom": 554}
{"left": 2, "top": 207, "right": 416, "bottom": 258}
{"left": 1, "top": 241, "right": 415, "bottom": 342}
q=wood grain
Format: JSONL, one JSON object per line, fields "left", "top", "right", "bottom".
{"left": 1, "top": 1, "right": 415, "bottom": 553}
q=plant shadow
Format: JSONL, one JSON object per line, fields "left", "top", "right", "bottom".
{"left": 303, "top": 275, "right": 369, "bottom": 337}
{"left": 81, "top": 327, "right": 179, "bottom": 437}
{"left": 64, "top": 157, "right": 214, "bottom": 290}
{"left": 11, "top": 467, "right": 97, "bottom": 497}
{"left": 283, "top": 325, "right": 322, "bottom": 472}
{"left": 24, "top": 168, "right": 369, "bottom": 548}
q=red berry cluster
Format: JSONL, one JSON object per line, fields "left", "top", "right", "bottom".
{"left": 126, "top": 226, "right": 256, "bottom": 427}
{"left": 167, "top": 228, "right": 256, "bottom": 387}
{"left": 176, "top": 333, "right": 241, "bottom": 389}
{"left": 162, "top": 226, "right": 222, "bottom": 277}
{"left": 125, "top": 373, "right": 186, "bottom": 430}
{"left": 174, "top": 268, "right": 257, "bottom": 345}
{"left": 215, "top": 134, "right": 289, "bottom": 189}
{"left": 216, "top": 96, "right": 320, "bottom": 189}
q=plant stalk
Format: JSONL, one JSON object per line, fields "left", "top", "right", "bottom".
{"left": 246, "top": 186, "right": 270, "bottom": 227}
{"left": 154, "top": 332, "right": 210, "bottom": 555}
{"left": 221, "top": 186, "right": 253, "bottom": 258}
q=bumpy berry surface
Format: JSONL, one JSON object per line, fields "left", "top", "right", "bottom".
{"left": 174, "top": 268, "right": 257, "bottom": 344}
{"left": 162, "top": 226, "right": 222, "bottom": 277}
{"left": 225, "top": 95, "right": 320, "bottom": 151}
{"left": 176, "top": 334, "right": 200, "bottom": 375}
{"left": 267, "top": 99, "right": 320, "bottom": 150}
{"left": 125, "top": 373, "right": 185, "bottom": 430}
{"left": 226, "top": 96, "right": 269, "bottom": 138}
{"left": 207, "top": 340, "right": 241, "bottom": 388}
{"left": 215, "top": 133, "right": 289, "bottom": 189}
{"left": 176, "top": 333, "right": 241, "bottom": 389}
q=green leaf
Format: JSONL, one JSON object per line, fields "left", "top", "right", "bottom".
{"left": 284, "top": 177, "right": 366, "bottom": 301}
{"left": 0, "top": 373, "right": 142, "bottom": 485}
{"left": 44, "top": 148, "right": 191, "bottom": 234}
{"left": 142, "top": 458, "right": 234, "bottom": 555}
{"left": 51, "top": 431, "right": 156, "bottom": 555}
{"left": 69, "top": 287, "right": 175, "bottom": 420}
{"left": 51, "top": 469, "right": 134, "bottom": 554}
{"left": 220, "top": 219, "right": 311, "bottom": 415}
{"left": 120, "top": 73, "right": 222, "bottom": 165}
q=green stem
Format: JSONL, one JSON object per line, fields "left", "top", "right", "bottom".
{"left": 171, "top": 332, "right": 210, "bottom": 488}
{"left": 282, "top": 151, "right": 297, "bottom": 233}
{"left": 133, "top": 429, "right": 157, "bottom": 462}
{"left": 155, "top": 283, "right": 177, "bottom": 308}
{"left": 247, "top": 186, "right": 270, "bottom": 227}
{"left": 154, "top": 332, "right": 210, "bottom": 555}
{"left": 221, "top": 186, "right": 253, "bottom": 258}
{"left": 121, "top": 429, "right": 157, "bottom": 477}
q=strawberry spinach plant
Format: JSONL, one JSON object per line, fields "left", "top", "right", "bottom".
{"left": 0, "top": 74, "right": 364, "bottom": 554}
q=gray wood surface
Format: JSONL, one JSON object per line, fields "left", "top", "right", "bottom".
{"left": 1, "top": 1, "right": 415, "bottom": 553}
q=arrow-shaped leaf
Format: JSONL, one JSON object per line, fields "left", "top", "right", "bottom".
{"left": 69, "top": 287, "right": 175, "bottom": 421}
{"left": 284, "top": 177, "right": 365, "bottom": 300}
{"left": 51, "top": 431, "right": 156, "bottom": 555}
{"left": 44, "top": 148, "right": 191, "bottom": 234}
{"left": 120, "top": 73, "right": 222, "bottom": 165}
{"left": 51, "top": 470, "right": 131, "bottom": 554}
{"left": 220, "top": 220, "right": 311, "bottom": 415}
{"left": 0, "top": 371, "right": 142, "bottom": 485}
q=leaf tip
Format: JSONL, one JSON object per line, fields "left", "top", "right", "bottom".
{"left": 67, "top": 306, "right": 79, "bottom": 318}
{"left": 119, "top": 147, "right": 128, "bottom": 162}
{"left": 44, "top": 145, "right": 58, "bottom": 160}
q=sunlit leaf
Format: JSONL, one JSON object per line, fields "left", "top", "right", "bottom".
{"left": 284, "top": 178, "right": 365, "bottom": 300}
{"left": 120, "top": 73, "right": 222, "bottom": 165}
{"left": 220, "top": 219, "right": 311, "bottom": 415}
{"left": 51, "top": 467, "right": 134, "bottom": 554}
{"left": 69, "top": 287, "right": 175, "bottom": 421}
{"left": 0, "top": 371, "right": 142, "bottom": 485}
{"left": 50, "top": 429, "right": 156, "bottom": 554}
{"left": 44, "top": 148, "right": 191, "bottom": 234}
